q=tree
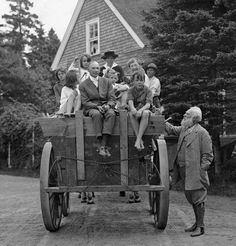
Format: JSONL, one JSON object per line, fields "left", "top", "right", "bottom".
{"left": 0, "top": 101, "right": 39, "bottom": 168}
{"left": 0, "top": 1, "right": 60, "bottom": 169}
{"left": 26, "top": 27, "right": 60, "bottom": 69}
{"left": 2, "top": 0, "right": 41, "bottom": 53}
{"left": 142, "top": 0, "right": 236, "bottom": 176}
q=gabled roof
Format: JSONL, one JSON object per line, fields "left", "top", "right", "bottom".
{"left": 51, "top": 0, "right": 158, "bottom": 70}
{"left": 110, "top": 0, "right": 158, "bottom": 44}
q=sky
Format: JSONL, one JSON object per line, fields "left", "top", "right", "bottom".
{"left": 0, "top": 0, "right": 78, "bottom": 40}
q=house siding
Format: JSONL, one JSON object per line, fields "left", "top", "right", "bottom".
{"left": 58, "top": 0, "right": 148, "bottom": 71}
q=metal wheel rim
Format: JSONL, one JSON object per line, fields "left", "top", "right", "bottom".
{"left": 40, "top": 142, "right": 62, "bottom": 231}
{"left": 153, "top": 191, "right": 160, "bottom": 226}
{"left": 62, "top": 192, "right": 70, "bottom": 217}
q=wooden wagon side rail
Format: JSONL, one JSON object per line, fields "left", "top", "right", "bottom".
{"left": 45, "top": 185, "right": 165, "bottom": 193}
{"left": 37, "top": 110, "right": 165, "bottom": 137}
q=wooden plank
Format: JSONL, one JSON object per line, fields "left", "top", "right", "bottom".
{"left": 76, "top": 111, "right": 85, "bottom": 180}
{"left": 51, "top": 137, "right": 67, "bottom": 186}
{"left": 165, "top": 136, "right": 178, "bottom": 171}
{"left": 128, "top": 136, "right": 151, "bottom": 185}
{"left": 37, "top": 114, "right": 165, "bottom": 137}
{"left": 128, "top": 115, "right": 165, "bottom": 135}
{"left": 45, "top": 184, "right": 165, "bottom": 193}
{"left": 65, "top": 138, "right": 77, "bottom": 186}
{"left": 84, "top": 136, "right": 121, "bottom": 185}
{"left": 119, "top": 110, "right": 128, "bottom": 186}
{"left": 37, "top": 117, "right": 75, "bottom": 137}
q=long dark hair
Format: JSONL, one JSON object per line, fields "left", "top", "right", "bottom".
{"left": 55, "top": 67, "right": 66, "bottom": 81}
{"left": 80, "top": 54, "right": 91, "bottom": 68}
{"left": 65, "top": 71, "right": 77, "bottom": 89}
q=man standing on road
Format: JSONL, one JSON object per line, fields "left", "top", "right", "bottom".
{"left": 165, "top": 106, "right": 213, "bottom": 237}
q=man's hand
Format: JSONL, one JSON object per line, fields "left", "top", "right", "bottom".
{"left": 97, "top": 106, "right": 105, "bottom": 114}
{"left": 102, "top": 104, "right": 110, "bottom": 112}
{"left": 74, "top": 56, "right": 79, "bottom": 61}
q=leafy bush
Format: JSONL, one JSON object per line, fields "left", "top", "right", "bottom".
{"left": 0, "top": 102, "right": 40, "bottom": 168}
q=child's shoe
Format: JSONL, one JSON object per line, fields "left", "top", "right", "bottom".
{"left": 81, "top": 192, "right": 87, "bottom": 203}
{"left": 128, "top": 194, "right": 135, "bottom": 203}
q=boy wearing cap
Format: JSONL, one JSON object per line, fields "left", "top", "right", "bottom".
{"left": 145, "top": 63, "right": 161, "bottom": 108}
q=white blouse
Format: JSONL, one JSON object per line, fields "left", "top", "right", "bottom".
{"left": 59, "top": 86, "right": 80, "bottom": 112}
{"left": 144, "top": 75, "right": 161, "bottom": 97}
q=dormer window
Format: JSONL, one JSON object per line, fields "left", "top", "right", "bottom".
{"left": 86, "top": 17, "right": 100, "bottom": 56}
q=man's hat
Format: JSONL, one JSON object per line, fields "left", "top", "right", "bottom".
{"left": 101, "top": 50, "right": 119, "bottom": 59}
{"left": 146, "top": 63, "right": 157, "bottom": 70}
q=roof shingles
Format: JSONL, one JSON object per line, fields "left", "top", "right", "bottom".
{"left": 110, "top": 0, "right": 158, "bottom": 44}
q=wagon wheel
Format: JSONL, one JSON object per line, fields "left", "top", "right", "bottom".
{"left": 62, "top": 192, "right": 70, "bottom": 217}
{"left": 40, "top": 142, "right": 62, "bottom": 232}
{"left": 152, "top": 138, "right": 169, "bottom": 230}
{"left": 148, "top": 161, "right": 156, "bottom": 214}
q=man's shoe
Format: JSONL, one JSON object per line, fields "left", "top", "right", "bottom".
{"left": 99, "top": 146, "right": 106, "bottom": 157}
{"left": 190, "top": 227, "right": 204, "bottom": 237}
{"left": 105, "top": 147, "right": 111, "bottom": 157}
{"left": 87, "top": 197, "right": 95, "bottom": 205}
{"left": 128, "top": 195, "right": 135, "bottom": 203}
{"left": 81, "top": 196, "right": 87, "bottom": 203}
{"left": 134, "top": 194, "right": 141, "bottom": 203}
{"left": 185, "top": 223, "right": 197, "bottom": 232}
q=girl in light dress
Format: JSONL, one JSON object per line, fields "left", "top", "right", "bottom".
{"left": 68, "top": 54, "right": 91, "bottom": 83}
{"left": 57, "top": 54, "right": 92, "bottom": 115}
{"left": 57, "top": 70, "right": 81, "bottom": 114}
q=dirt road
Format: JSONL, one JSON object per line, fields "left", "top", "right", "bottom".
{"left": 0, "top": 175, "right": 236, "bottom": 246}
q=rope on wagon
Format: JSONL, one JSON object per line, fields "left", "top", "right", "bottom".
{"left": 52, "top": 152, "right": 160, "bottom": 193}
{"left": 57, "top": 154, "right": 153, "bottom": 165}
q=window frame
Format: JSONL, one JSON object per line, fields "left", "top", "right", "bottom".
{"left": 86, "top": 17, "right": 100, "bottom": 56}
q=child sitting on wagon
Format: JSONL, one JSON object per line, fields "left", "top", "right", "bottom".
{"left": 127, "top": 69, "right": 153, "bottom": 151}
{"left": 105, "top": 68, "right": 129, "bottom": 109}
{"left": 57, "top": 70, "right": 81, "bottom": 114}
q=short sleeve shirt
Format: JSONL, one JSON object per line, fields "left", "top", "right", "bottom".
{"left": 127, "top": 85, "right": 153, "bottom": 110}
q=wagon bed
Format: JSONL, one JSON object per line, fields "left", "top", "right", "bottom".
{"left": 38, "top": 110, "right": 170, "bottom": 232}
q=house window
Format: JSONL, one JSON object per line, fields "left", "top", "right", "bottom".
{"left": 86, "top": 18, "right": 100, "bottom": 56}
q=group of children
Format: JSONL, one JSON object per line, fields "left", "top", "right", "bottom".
{"left": 53, "top": 52, "right": 161, "bottom": 204}
{"left": 53, "top": 53, "right": 161, "bottom": 151}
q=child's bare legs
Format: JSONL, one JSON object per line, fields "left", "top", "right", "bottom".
{"left": 129, "top": 112, "right": 143, "bottom": 150}
{"left": 135, "top": 110, "right": 149, "bottom": 149}
{"left": 129, "top": 111, "right": 139, "bottom": 134}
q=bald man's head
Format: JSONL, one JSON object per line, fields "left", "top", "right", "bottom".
{"left": 89, "top": 61, "right": 100, "bottom": 78}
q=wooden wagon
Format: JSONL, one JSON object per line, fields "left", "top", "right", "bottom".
{"left": 38, "top": 110, "right": 170, "bottom": 232}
